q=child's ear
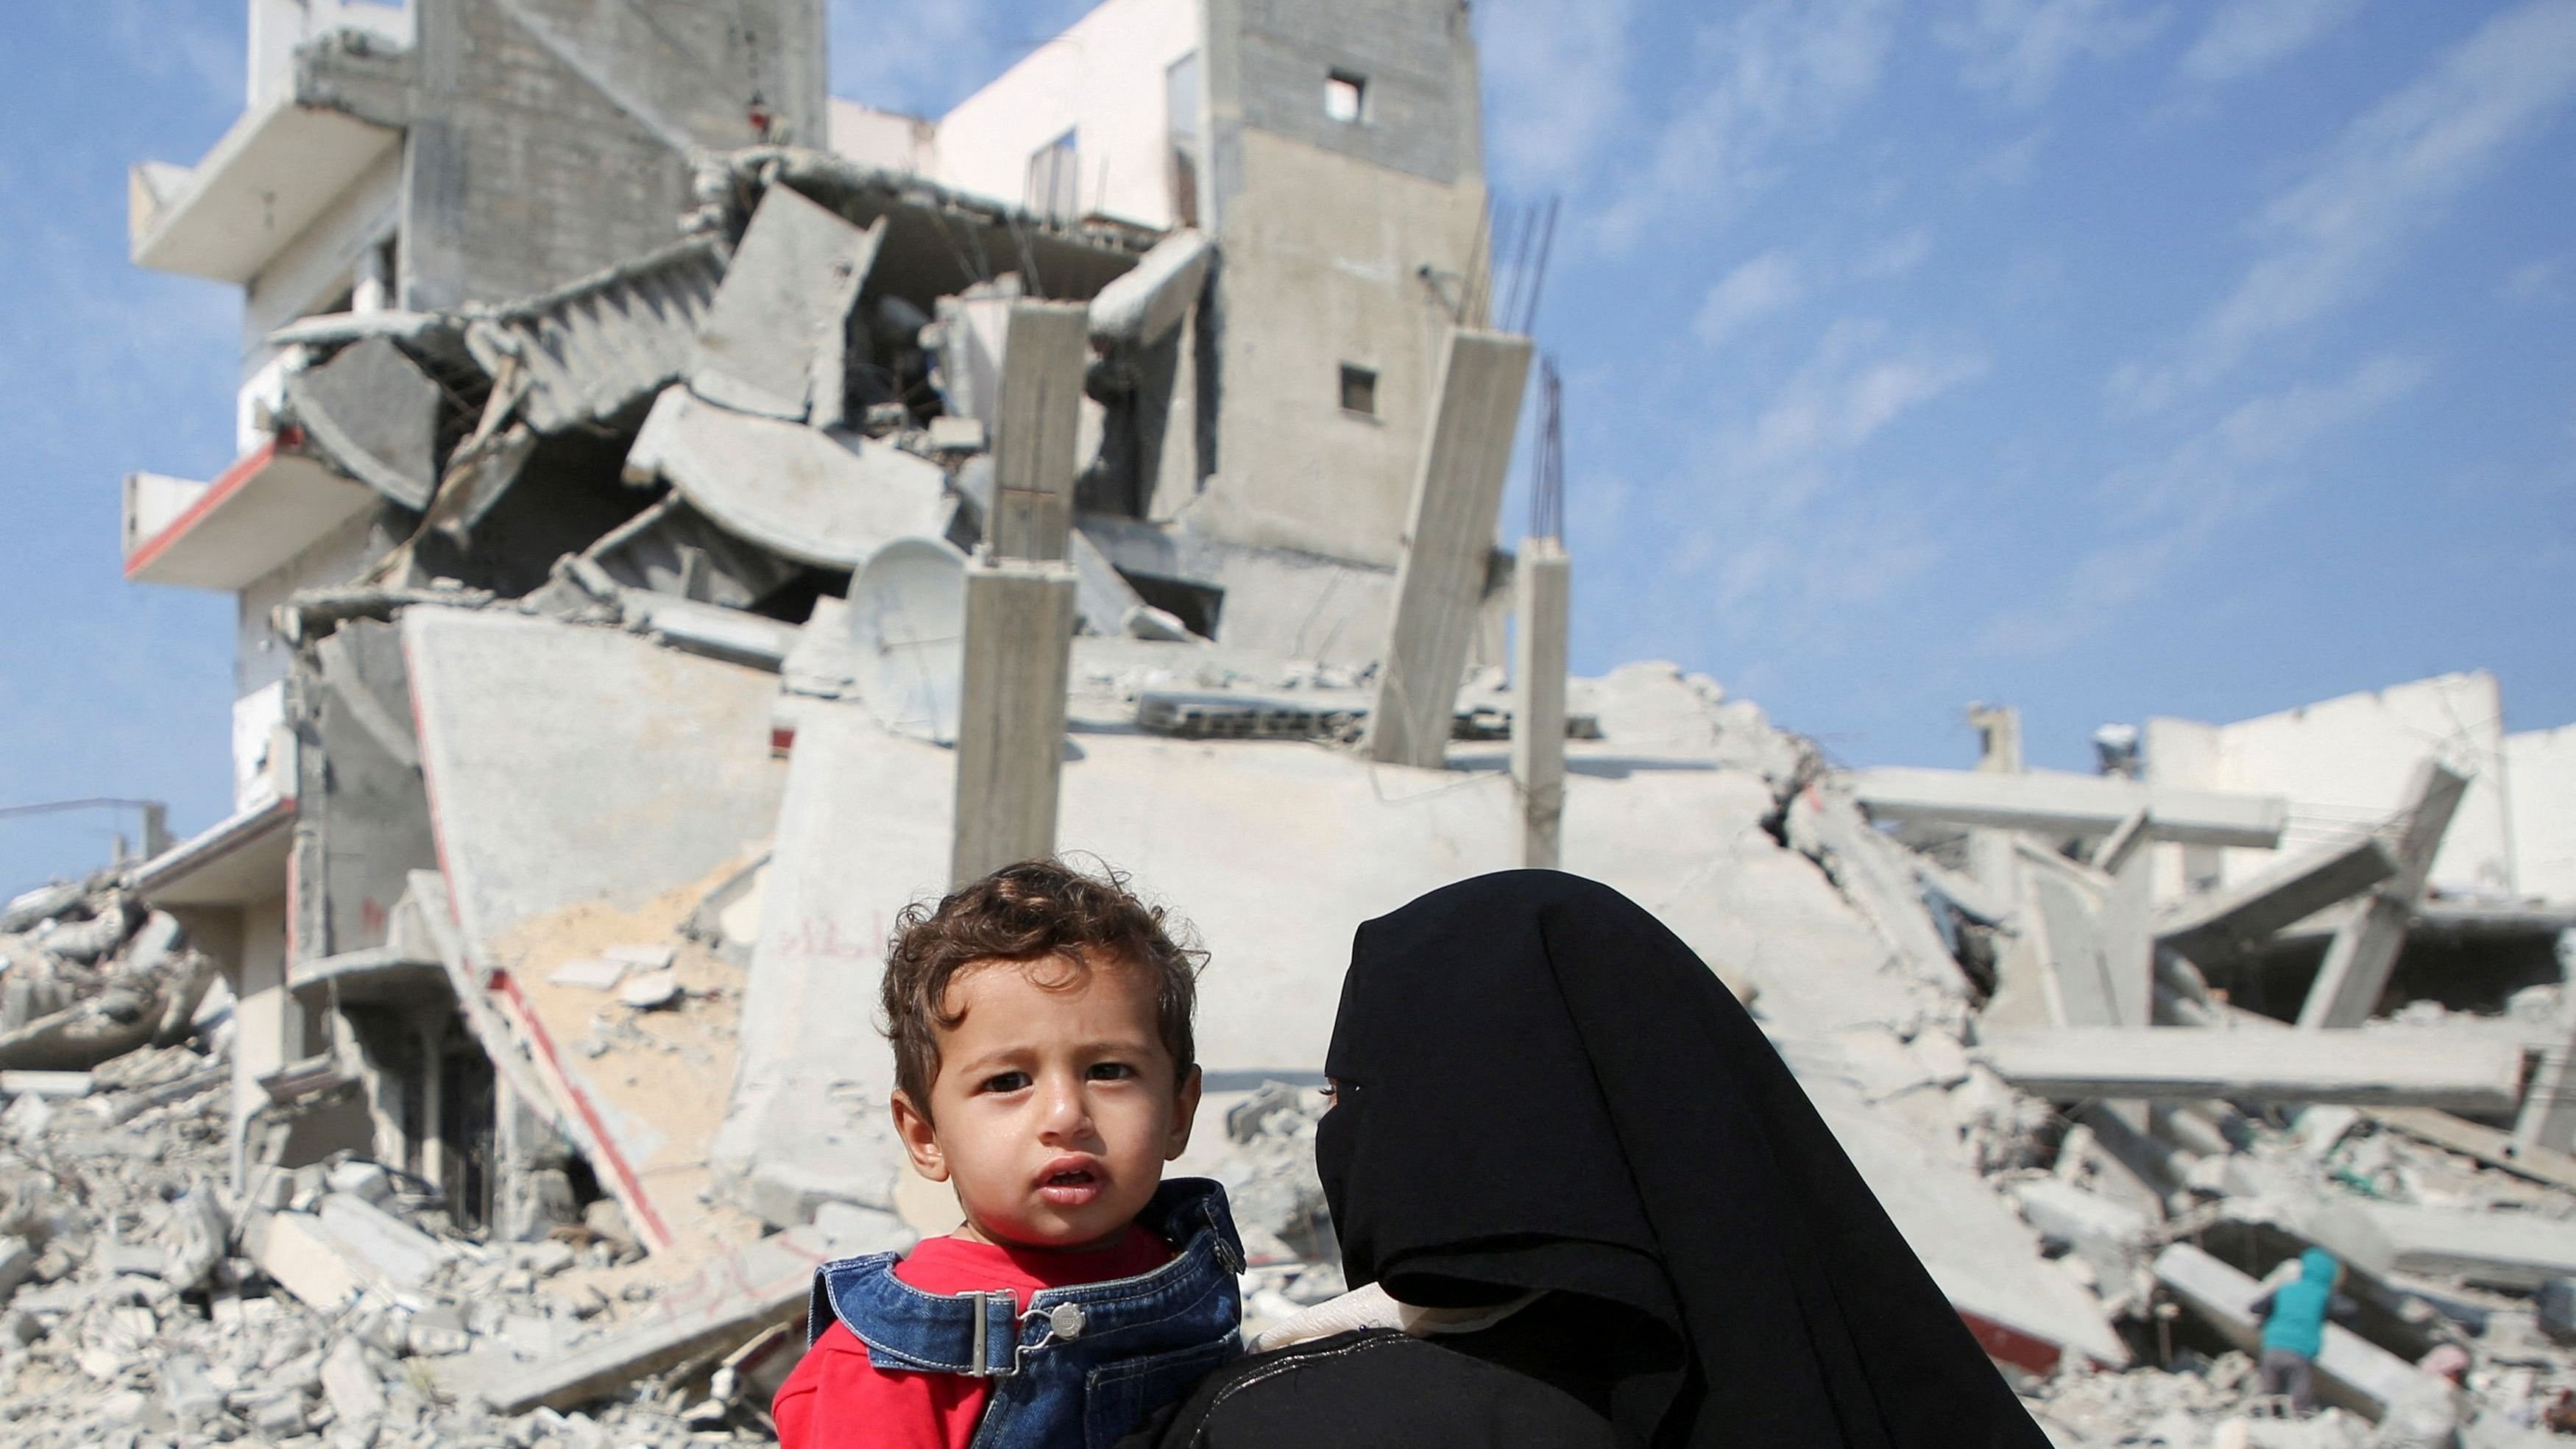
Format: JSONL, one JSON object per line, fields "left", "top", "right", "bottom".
{"left": 891, "top": 1090, "right": 949, "bottom": 1182}
{"left": 1164, "top": 1063, "right": 1203, "bottom": 1161}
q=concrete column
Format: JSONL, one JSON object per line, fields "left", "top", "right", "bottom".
{"left": 2513, "top": 929, "right": 2576, "bottom": 1152}
{"left": 1966, "top": 703, "right": 2025, "bottom": 902}
{"left": 1369, "top": 328, "right": 1535, "bottom": 769}
{"left": 951, "top": 559, "right": 1078, "bottom": 885}
{"left": 2092, "top": 809, "right": 2155, "bottom": 1030}
{"left": 1511, "top": 537, "right": 1568, "bottom": 870}
{"left": 2299, "top": 758, "right": 2470, "bottom": 1029}
{"left": 988, "top": 302, "right": 1089, "bottom": 562}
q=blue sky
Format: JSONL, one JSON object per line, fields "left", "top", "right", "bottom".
{"left": 1, "top": 0, "right": 2571, "bottom": 892}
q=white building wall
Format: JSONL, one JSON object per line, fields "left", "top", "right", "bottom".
{"left": 930, "top": 0, "right": 1200, "bottom": 233}
{"left": 2508, "top": 724, "right": 2576, "bottom": 902}
{"left": 247, "top": 0, "right": 413, "bottom": 108}
{"left": 829, "top": 100, "right": 940, "bottom": 176}
{"left": 2144, "top": 671, "right": 2516, "bottom": 899}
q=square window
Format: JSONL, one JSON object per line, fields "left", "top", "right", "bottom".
{"left": 1325, "top": 71, "right": 1366, "bottom": 124}
{"left": 1340, "top": 364, "right": 1378, "bottom": 417}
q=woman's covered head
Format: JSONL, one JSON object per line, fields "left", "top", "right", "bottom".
{"left": 1316, "top": 870, "right": 2053, "bottom": 1448}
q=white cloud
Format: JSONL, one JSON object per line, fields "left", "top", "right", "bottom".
{"left": 2180, "top": 0, "right": 2362, "bottom": 85}
{"left": 1694, "top": 250, "right": 1805, "bottom": 347}
{"left": 1984, "top": 355, "right": 2430, "bottom": 654}
{"left": 1942, "top": 0, "right": 2164, "bottom": 108}
{"left": 1734, "top": 319, "right": 1989, "bottom": 475}
{"left": 1590, "top": 0, "right": 1900, "bottom": 249}
{"left": 1643, "top": 320, "right": 1985, "bottom": 646}
{"left": 1479, "top": 0, "right": 1641, "bottom": 188}
{"left": 1855, "top": 226, "right": 1935, "bottom": 278}
{"left": 2502, "top": 255, "right": 2568, "bottom": 302}
{"left": 2117, "top": 0, "right": 2576, "bottom": 409}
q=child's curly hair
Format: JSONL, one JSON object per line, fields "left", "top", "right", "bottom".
{"left": 881, "top": 858, "right": 1206, "bottom": 1117}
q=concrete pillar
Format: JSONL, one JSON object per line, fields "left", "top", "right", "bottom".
{"left": 2299, "top": 759, "right": 2470, "bottom": 1029}
{"left": 988, "top": 301, "right": 1089, "bottom": 563}
{"left": 2513, "top": 929, "right": 2576, "bottom": 1152}
{"left": 1369, "top": 328, "right": 1535, "bottom": 769}
{"left": 1511, "top": 537, "right": 1568, "bottom": 870}
{"left": 1965, "top": 704, "right": 2028, "bottom": 963}
{"left": 950, "top": 560, "right": 1078, "bottom": 885}
{"left": 2086, "top": 809, "right": 2154, "bottom": 1031}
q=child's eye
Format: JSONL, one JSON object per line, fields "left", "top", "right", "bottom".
{"left": 981, "top": 1071, "right": 1032, "bottom": 1094}
{"left": 1086, "top": 1062, "right": 1136, "bottom": 1081}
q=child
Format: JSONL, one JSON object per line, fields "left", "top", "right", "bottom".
{"left": 775, "top": 860, "right": 1245, "bottom": 1449}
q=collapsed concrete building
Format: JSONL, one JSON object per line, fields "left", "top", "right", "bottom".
{"left": 0, "top": 0, "right": 2566, "bottom": 1442}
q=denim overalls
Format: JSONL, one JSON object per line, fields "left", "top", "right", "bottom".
{"left": 807, "top": 1177, "right": 1245, "bottom": 1449}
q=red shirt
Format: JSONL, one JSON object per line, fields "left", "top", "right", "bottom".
{"left": 776, "top": 1228, "right": 1175, "bottom": 1449}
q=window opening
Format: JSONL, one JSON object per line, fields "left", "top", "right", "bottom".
{"left": 1167, "top": 52, "right": 1201, "bottom": 227}
{"left": 1325, "top": 71, "right": 1366, "bottom": 123}
{"left": 1027, "top": 129, "right": 1080, "bottom": 224}
{"left": 1340, "top": 364, "right": 1378, "bottom": 417}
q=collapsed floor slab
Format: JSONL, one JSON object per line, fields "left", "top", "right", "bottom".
{"left": 404, "top": 609, "right": 790, "bottom": 1252}
{"left": 1978, "top": 1027, "right": 2524, "bottom": 1111}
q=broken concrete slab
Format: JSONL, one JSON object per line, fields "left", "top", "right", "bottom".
{"left": 2330, "top": 1202, "right": 2576, "bottom": 1291}
{"left": 1978, "top": 1027, "right": 2522, "bottom": 1111}
{"left": 689, "top": 186, "right": 883, "bottom": 423}
{"left": 2299, "top": 759, "right": 2471, "bottom": 1030}
{"left": 623, "top": 385, "right": 949, "bottom": 570}
{"left": 1786, "top": 782, "right": 1973, "bottom": 1002}
{"left": 283, "top": 336, "right": 441, "bottom": 510}
{"left": 404, "top": 609, "right": 788, "bottom": 1252}
{"left": 467, "top": 1215, "right": 907, "bottom": 1414}
{"left": 2154, "top": 1242, "right": 2414, "bottom": 1415}
{"left": 2154, "top": 833, "right": 2402, "bottom": 961}
{"left": 585, "top": 494, "right": 804, "bottom": 612}
{"left": 0, "top": 1071, "right": 95, "bottom": 1098}
{"left": 1851, "top": 767, "right": 2289, "bottom": 849}
{"left": 1088, "top": 228, "right": 1212, "bottom": 353}
{"left": 546, "top": 957, "right": 628, "bottom": 991}
{"left": 461, "top": 235, "right": 725, "bottom": 434}
{"left": 1369, "top": 328, "right": 1533, "bottom": 770}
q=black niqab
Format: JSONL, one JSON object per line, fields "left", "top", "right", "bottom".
{"left": 1316, "top": 871, "right": 2050, "bottom": 1448}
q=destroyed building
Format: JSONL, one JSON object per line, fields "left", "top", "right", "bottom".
{"left": 4, "top": 0, "right": 2574, "bottom": 1443}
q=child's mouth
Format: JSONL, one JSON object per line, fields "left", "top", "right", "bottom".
{"left": 1038, "top": 1163, "right": 1103, "bottom": 1208}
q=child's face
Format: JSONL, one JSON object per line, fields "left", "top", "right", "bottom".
{"left": 892, "top": 952, "right": 1200, "bottom": 1252}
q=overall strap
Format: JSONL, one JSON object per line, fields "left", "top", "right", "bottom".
{"left": 811, "top": 1253, "right": 1047, "bottom": 1376}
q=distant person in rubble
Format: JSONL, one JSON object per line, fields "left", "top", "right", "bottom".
{"left": 2248, "top": 1248, "right": 2354, "bottom": 1415}
{"left": 1120, "top": 871, "right": 2052, "bottom": 1448}
{"left": 2370, "top": 1343, "right": 2470, "bottom": 1448}
{"left": 775, "top": 860, "right": 1243, "bottom": 1449}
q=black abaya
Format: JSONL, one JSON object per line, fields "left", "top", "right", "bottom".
{"left": 1309, "top": 871, "right": 2050, "bottom": 1448}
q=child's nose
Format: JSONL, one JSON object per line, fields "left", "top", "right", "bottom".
{"left": 1039, "top": 1075, "right": 1091, "bottom": 1133}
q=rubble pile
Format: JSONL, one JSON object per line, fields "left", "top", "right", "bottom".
{"left": 68, "top": 1, "right": 2576, "bottom": 1442}
{"left": 0, "top": 879, "right": 220, "bottom": 1075}
{"left": 0, "top": 1027, "right": 807, "bottom": 1448}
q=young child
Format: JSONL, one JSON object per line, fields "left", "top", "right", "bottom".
{"left": 775, "top": 860, "right": 1245, "bottom": 1449}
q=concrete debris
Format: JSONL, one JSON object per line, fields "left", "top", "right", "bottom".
{"left": 282, "top": 336, "right": 443, "bottom": 510}
{"left": 1980, "top": 1027, "right": 2527, "bottom": 1112}
{"left": 70, "top": 4, "right": 2576, "bottom": 1440}
{"left": 688, "top": 185, "right": 883, "bottom": 425}
{"left": 623, "top": 384, "right": 951, "bottom": 570}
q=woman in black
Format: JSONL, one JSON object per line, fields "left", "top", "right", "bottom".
{"left": 1125, "top": 871, "right": 2051, "bottom": 1448}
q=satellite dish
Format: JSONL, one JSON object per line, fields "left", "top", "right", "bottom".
{"left": 849, "top": 536, "right": 969, "bottom": 745}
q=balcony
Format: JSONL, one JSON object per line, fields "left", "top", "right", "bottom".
{"left": 128, "top": 90, "right": 402, "bottom": 286}
{"left": 123, "top": 430, "right": 378, "bottom": 590}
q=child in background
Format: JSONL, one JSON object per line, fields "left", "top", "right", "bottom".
{"left": 2250, "top": 1249, "right": 2353, "bottom": 1416}
{"left": 775, "top": 860, "right": 1243, "bottom": 1449}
